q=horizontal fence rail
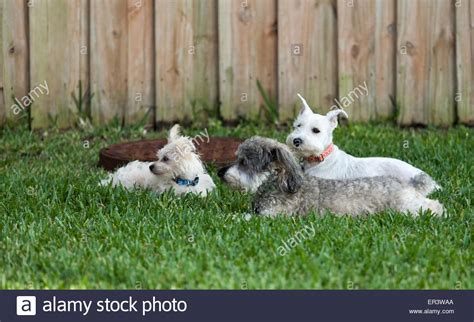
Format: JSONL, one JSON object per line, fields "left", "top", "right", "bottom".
{"left": 0, "top": 0, "right": 473, "bottom": 129}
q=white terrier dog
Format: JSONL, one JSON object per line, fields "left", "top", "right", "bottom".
{"left": 286, "top": 94, "right": 440, "bottom": 195}
{"left": 100, "top": 124, "right": 215, "bottom": 196}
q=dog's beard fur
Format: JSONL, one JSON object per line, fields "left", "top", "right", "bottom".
{"left": 220, "top": 137, "right": 303, "bottom": 193}
{"left": 221, "top": 165, "right": 270, "bottom": 192}
{"left": 220, "top": 136, "right": 276, "bottom": 192}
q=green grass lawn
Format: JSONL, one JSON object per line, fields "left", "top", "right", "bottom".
{"left": 0, "top": 120, "right": 472, "bottom": 289}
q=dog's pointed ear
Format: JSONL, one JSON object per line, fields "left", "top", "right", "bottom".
{"left": 297, "top": 93, "right": 313, "bottom": 116}
{"left": 272, "top": 146, "right": 303, "bottom": 193}
{"left": 326, "top": 109, "right": 348, "bottom": 128}
{"left": 168, "top": 124, "right": 181, "bottom": 142}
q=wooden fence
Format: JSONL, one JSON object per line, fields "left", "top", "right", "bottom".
{"left": 0, "top": 0, "right": 473, "bottom": 129}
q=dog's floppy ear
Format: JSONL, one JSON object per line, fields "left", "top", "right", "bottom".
{"left": 326, "top": 109, "right": 348, "bottom": 128}
{"left": 297, "top": 93, "right": 313, "bottom": 116}
{"left": 168, "top": 124, "right": 181, "bottom": 142}
{"left": 272, "top": 146, "right": 303, "bottom": 193}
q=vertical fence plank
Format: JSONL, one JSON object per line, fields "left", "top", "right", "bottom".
{"left": 428, "top": 1, "right": 455, "bottom": 126}
{"left": 155, "top": 0, "right": 193, "bottom": 122}
{"left": 338, "top": 0, "right": 395, "bottom": 122}
{"left": 374, "top": 0, "right": 396, "bottom": 120}
{"left": 2, "top": 0, "right": 29, "bottom": 124}
{"left": 455, "top": 0, "right": 474, "bottom": 125}
{"left": 156, "top": 0, "right": 218, "bottom": 123}
{"left": 29, "top": 0, "right": 88, "bottom": 129}
{"left": 79, "top": 0, "right": 89, "bottom": 121}
{"left": 91, "top": 0, "right": 128, "bottom": 124}
{"left": 93, "top": 0, "right": 154, "bottom": 126}
{"left": 278, "top": 0, "right": 337, "bottom": 121}
{"left": 218, "top": 0, "right": 277, "bottom": 121}
{"left": 338, "top": 0, "right": 375, "bottom": 122}
{"left": 192, "top": 0, "right": 219, "bottom": 120}
{"left": 0, "top": 0, "right": 4, "bottom": 125}
{"left": 396, "top": 0, "right": 427, "bottom": 125}
{"left": 397, "top": 0, "right": 455, "bottom": 126}
{"left": 126, "top": 0, "right": 154, "bottom": 124}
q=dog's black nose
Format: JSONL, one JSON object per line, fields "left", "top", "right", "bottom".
{"left": 293, "top": 138, "right": 303, "bottom": 147}
{"left": 218, "top": 166, "right": 230, "bottom": 179}
{"left": 253, "top": 204, "right": 261, "bottom": 214}
{"left": 149, "top": 164, "right": 155, "bottom": 172}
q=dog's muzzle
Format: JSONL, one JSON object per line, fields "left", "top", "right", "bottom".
{"left": 293, "top": 138, "right": 303, "bottom": 147}
{"left": 217, "top": 165, "right": 230, "bottom": 179}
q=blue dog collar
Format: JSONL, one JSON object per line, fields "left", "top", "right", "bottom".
{"left": 173, "top": 176, "right": 199, "bottom": 187}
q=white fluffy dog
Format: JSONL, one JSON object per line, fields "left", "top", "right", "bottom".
{"left": 100, "top": 124, "right": 215, "bottom": 196}
{"left": 286, "top": 94, "right": 440, "bottom": 195}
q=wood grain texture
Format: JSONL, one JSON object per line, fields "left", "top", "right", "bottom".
{"left": 338, "top": 0, "right": 375, "bottom": 122}
{"left": 2, "top": 0, "right": 29, "bottom": 123}
{"left": 0, "top": 0, "right": 4, "bottom": 125}
{"left": 79, "top": 0, "right": 89, "bottom": 119}
{"left": 278, "top": 0, "right": 337, "bottom": 121}
{"left": 374, "top": 0, "right": 396, "bottom": 120}
{"left": 156, "top": 0, "right": 218, "bottom": 122}
{"left": 397, "top": 0, "right": 455, "bottom": 126}
{"left": 29, "top": 0, "right": 89, "bottom": 128}
{"left": 91, "top": 0, "right": 128, "bottom": 124}
{"left": 337, "top": 0, "right": 395, "bottom": 122}
{"left": 126, "top": 0, "right": 154, "bottom": 124}
{"left": 455, "top": 0, "right": 474, "bottom": 125}
{"left": 1, "top": 0, "right": 465, "bottom": 128}
{"left": 218, "top": 0, "right": 277, "bottom": 121}
{"left": 192, "top": 0, "right": 219, "bottom": 120}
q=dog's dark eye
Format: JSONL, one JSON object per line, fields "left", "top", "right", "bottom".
{"left": 312, "top": 128, "right": 320, "bottom": 134}
{"left": 294, "top": 124, "right": 301, "bottom": 128}
{"left": 239, "top": 159, "right": 246, "bottom": 166}
{"left": 162, "top": 156, "right": 169, "bottom": 162}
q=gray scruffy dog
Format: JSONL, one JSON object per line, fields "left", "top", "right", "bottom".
{"left": 219, "top": 137, "right": 444, "bottom": 217}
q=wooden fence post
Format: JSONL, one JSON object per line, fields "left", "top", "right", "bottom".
{"left": 0, "top": 0, "right": 4, "bottom": 125}
{"left": 2, "top": 0, "right": 29, "bottom": 125}
{"left": 338, "top": 0, "right": 396, "bottom": 122}
{"left": 91, "top": 0, "right": 128, "bottom": 125}
{"left": 397, "top": 0, "right": 455, "bottom": 126}
{"left": 278, "top": 0, "right": 337, "bottom": 122}
{"left": 218, "top": 0, "right": 277, "bottom": 121}
{"left": 455, "top": 0, "right": 474, "bottom": 125}
{"left": 29, "top": 0, "right": 89, "bottom": 129}
{"left": 126, "top": 0, "right": 154, "bottom": 125}
{"left": 155, "top": 0, "right": 218, "bottom": 123}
